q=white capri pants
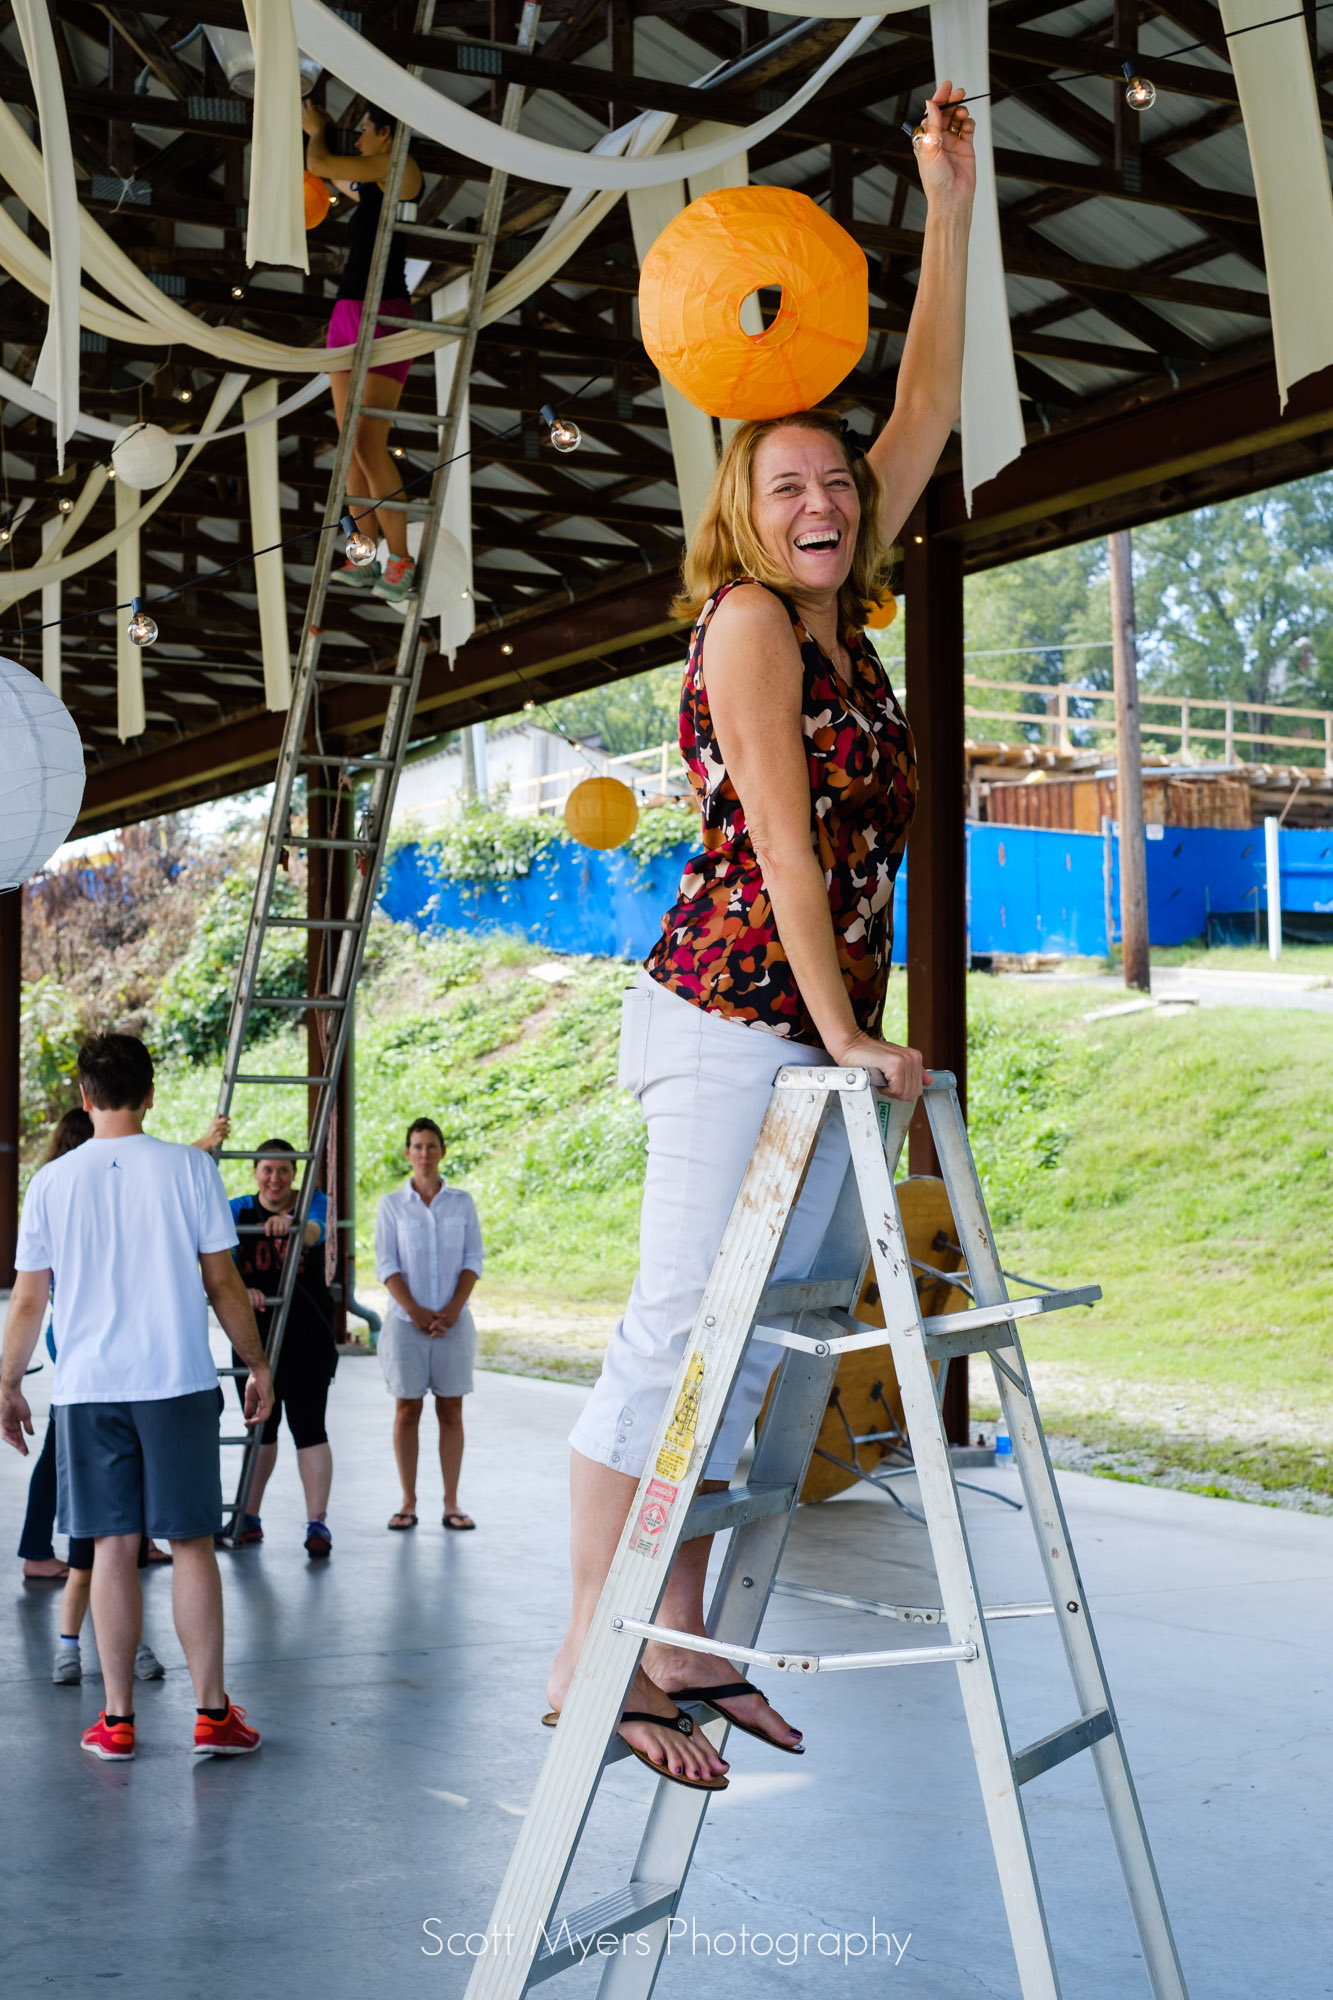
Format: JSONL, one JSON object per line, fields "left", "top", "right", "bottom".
{"left": 569, "top": 974, "right": 851, "bottom": 1481}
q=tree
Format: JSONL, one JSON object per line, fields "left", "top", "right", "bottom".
{"left": 537, "top": 661, "right": 686, "bottom": 755}
{"left": 1131, "top": 475, "right": 1333, "bottom": 761}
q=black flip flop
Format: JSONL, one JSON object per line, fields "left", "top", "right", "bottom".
{"left": 442, "top": 1511, "right": 475, "bottom": 1531}
{"left": 673, "top": 1680, "right": 805, "bottom": 1754}
{"left": 387, "top": 1511, "right": 418, "bottom": 1531}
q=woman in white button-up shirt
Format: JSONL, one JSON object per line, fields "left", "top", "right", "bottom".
{"left": 374, "top": 1118, "right": 484, "bottom": 1531}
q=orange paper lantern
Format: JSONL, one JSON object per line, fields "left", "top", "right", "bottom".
{"left": 564, "top": 777, "right": 639, "bottom": 851}
{"left": 304, "top": 171, "right": 331, "bottom": 231}
{"left": 866, "top": 594, "right": 897, "bottom": 630}
{"left": 638, "top": 187, "right": 868, "bottom": 421}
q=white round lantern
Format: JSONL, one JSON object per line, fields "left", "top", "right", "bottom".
{"left": 201, "top": 27, "right": 322, "bottom": 98}
{"left": 111, "top": 422, "right": 178, "bottom": 491}
{"left": 0, "top": 658, "right": 85, "bottom": 891}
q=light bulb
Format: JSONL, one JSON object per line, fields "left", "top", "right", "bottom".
{"left": 523, "top": 698, "right": 535, "bottom": 709}
{"left": 107, "top": 467, "right": 116, "bottom": 480}
{"left": 500, "top": 642, "right": 513, "bottom": 655}
{"left": 58, "top": 497, "right": 74, "bottom": 513}
{"left": 175, "top": 385, "right": 193, "bottom": 403}
{"left": 329, "top": 194, "right": 339, "bottom": 207}
{"left": 1122, "top": 63, "right": 1156, "bottom": 111}
{"left": 0, "top": 528, "right": 10, "bottom": 545}
{"left": 127, "top": 596, "right": 158, "bottom": 647}
{"left": 231, "top": 285, "right": 244, "bottom": 299}
{"left": 340, "top": 514, "right": 376, "bottom": 566}
{"left": 390, "top": 445, "right": 404, "bottom": 458}
{"left": 539, "top": 402, "right": 581, "bottom": 453}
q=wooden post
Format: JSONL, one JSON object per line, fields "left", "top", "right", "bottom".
{"left": 1108, "top": 531, "right": 1150, "bottom": 992}
{"left": 0, "top": 890, "right": 19, "bottom": 1288}
{"left": 903, "top": 488, "right": 969, "bottom": 1447}
{"left": 306, "top": 781, "right": 349, "bottom": 1342}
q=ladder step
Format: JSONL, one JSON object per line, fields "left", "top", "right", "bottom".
{"left": 922, "top": 1286, "right": 1102, "bottom": 1358}
{"left": 613, "top": 1616, "right": 976, "bottom": 1675}
{"left": 232, "top": 1074, "right": 334, "bottom": 1087}
{"left": 1013, "top": 1708, "right": 1114, "bottom": 1787}
{"left": 296, "top": 754, "right": 397, "bottom": 769}
{"left": 773, "top": 1581, "right": 1056, "bottom": 1625}
{"left": 267, "top": 917, "right": 361, "bottom": 930}
{"left": 218, "top": 1434, "right": 251, "bottom": 1446}
{"left": 531, "top": 1883, "right": 679, "bottom": 1985}
{"left": 249, "top": 995, "right": 347, "bottom": 1009}
{"left": 756, "top": 1278, "right": 858, "bottom": 1315}
{"left": 312, "top": 670, "right": 414, "bottom": 686}
{"left": 683, "top": 1482, "right": 795, "bottom": 1539}
{"left": 286, "top": 837, "right": 378, "bottom": 851}
{"left": 216, "top": 1366, "right": 249, "bottom": 1377}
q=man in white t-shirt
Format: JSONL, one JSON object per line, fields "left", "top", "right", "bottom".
{"left": 0, "top": 1034, "right": 274, "bottom": 1764}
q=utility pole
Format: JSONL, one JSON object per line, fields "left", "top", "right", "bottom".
{"left": 1108, "top": 530, "right": 1150, "bottom": 992}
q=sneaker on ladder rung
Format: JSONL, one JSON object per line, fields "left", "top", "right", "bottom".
{"left": 373, "top": 555, "right": 417, "bottom": 602}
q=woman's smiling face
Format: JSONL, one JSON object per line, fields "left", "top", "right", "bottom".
{"left": 749, "top": 426, "right": 859, "bottom": 598}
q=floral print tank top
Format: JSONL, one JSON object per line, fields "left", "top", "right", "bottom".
{"left": 644, "top": 579, "right": 917, "bottom": 1045}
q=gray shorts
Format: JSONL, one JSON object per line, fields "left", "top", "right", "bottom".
{"left": 378, "top": 1308, "right": 476, "bottom": 1400}
{"left": 54, "top": 1388, "right": 225, "bottom": 1541}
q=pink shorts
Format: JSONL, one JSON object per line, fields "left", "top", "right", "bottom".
{"left": 327, "top": 297, "right": 413, "bottom": 384}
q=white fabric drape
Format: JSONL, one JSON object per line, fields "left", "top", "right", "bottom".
{"left": 115, "top": 478, "right": 145, "bottom": 741}
{"left": 1220, "top": 0, "right": 1333, "bottom": 407}
{"left": 0, "top": 377, "right": 246, "bottom": 608}
{"left": 0, "top": 363, "right": 326, "bottom": 444}
{"left": 242, "top": 0, "right": 308, "bottom": 272}
{"left": 292, "top": 0, "right": 883, "bottom": 190}
{"left": 14, "top": 0, "right": 80, "bottom": 471}
{"left": 242, "top": 381, "right": 293, "bottom": 709}
{"left": 41, "top": 517, "right": 60, "bottom": 696}
{"left": 930, "top": 0, "right": 1025, "bottom": 508}
{"left": 430, "top": 278, "right": 475, "bottom": 661}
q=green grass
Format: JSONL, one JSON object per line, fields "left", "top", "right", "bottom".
{"left": 146, "top": 923, "right": 1333, "bottom": 1503}
{"left": 1147, "top": 941, "right": 1333, "bottom": 977}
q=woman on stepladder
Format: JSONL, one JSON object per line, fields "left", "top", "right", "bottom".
{"left": 547, "top": 82, "right": 975, "bottom": 1792}
{"left": 302, "top": 99, "right": 424, "bottom": 604}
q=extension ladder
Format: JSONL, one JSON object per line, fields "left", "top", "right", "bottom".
{"left": 212, "top": 0, "right": 543, "bottom": 1541}
{"left": 465, "top": 1069, "right": 1190, "bottom": 2000}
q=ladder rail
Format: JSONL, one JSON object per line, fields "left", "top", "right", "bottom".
{"left": 926, "top": 1084, "right": 1190, "bottom": 2000}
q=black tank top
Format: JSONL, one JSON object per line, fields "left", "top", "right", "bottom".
{"left": 336, "top": 180, "right": 411, "bottom": 302}
{"left": 232, "top": 1197, "right": 337, "bottom": 1375}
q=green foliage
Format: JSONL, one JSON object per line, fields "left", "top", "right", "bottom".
{"left": 964, "top": 1001, "right": 1080, "bottom": 1226}
{"left": 413, "top": 795, "right": 565, "bottom": 882}
{"left": 153, "top": 873, "right": 306, "bottom": 1064}
{"left": 623, "top": 803, "right": 696, "bottom": 868}
{"left": 19, "top": 976, "right": 84, "bottom": 1147}
{"left": 538, "top": 662, "right": 686, "bottom": 756}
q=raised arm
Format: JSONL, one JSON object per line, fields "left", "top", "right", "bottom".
{"left": 866, "top": 80, "right": 976, "bottom": 545}
{"left": 702, "top": 588, "right": 925, "bottom": 1100}
{"left": 300, "top": 100, "right": 350, "bottom": 184}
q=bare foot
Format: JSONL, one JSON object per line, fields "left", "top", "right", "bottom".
{"left": 22, "top": 1558, "right": 69, "bottom": 1581}
{"left": 616, "top": 1668, "right": 730, "bottom": 1783}
{"left": 645, "top": 1642, "right": 802, "bottom": 1751}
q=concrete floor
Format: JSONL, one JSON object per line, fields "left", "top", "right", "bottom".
{"left": 3, "top": 1348, "right": 1331, "bottom": 2000}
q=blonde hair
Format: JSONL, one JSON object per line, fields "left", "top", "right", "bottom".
{"left": 672, "top": 409, "right": 892, "bottom": 632}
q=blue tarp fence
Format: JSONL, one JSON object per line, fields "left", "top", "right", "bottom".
{"left": 382, "top": 824, "right": 1333, "bottom": 962}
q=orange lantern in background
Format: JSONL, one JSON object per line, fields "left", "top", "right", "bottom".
{"left": 564, "top": 777, "right": 639, "bottom": 851}
{"left": 866, "top": 594, "right": 897, "bottom": 630}
{"left": 639, "top": 187, "right": 868, "bottom": 421}
{"left": 304, "top": 170, "right": 331, "bottom": 230}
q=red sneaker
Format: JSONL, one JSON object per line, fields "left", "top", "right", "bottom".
{"left": 82, "top": 1713, "right": 135, "bottom": 1761}
{"left": 193, "top": 1701, "right": 261, "bottom": 1757}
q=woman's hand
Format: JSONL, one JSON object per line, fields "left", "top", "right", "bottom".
{"left": 263, "top": 1212, "right": 294, "bottom": 1238}
{"left": 301, "top": 100, "right": 326, "bottom": 140}
{"left": 913, "top": 79, "right": 976, "bottom": 215}
{"left": 193, "top": 1114, "right": 229, "bottom": 1153}
{"left": 245, "top": 1287, "right": 267, "bottom": 1312}
{"left": 829, "top": 1031, "right": 930, "bottom": 1101}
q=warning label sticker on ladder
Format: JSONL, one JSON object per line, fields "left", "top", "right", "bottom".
{"left": 630, "top": 1478, "right": 679, "bottom": 1558}
{"left": 655, "top": 1352, "right": 704, "bottom": 1482}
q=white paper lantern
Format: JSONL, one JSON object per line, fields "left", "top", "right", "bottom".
{"left": 0, "top": 657, "right": 85, "bottom": 891}
{"left": 201, "top": 26, "right": 322, "bottom": 98}
{"left": 111, "top": 423, "right": 177, "bottom": 492}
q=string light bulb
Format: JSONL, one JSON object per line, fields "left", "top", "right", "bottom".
{"left": 390, "top": 445, "right": 404, "bottom": 458}
{"left": 0, "top": 527, "right": 10, "bottom": 545}
{"left": 1122, "top": 62, "right": 1156, "bottom": 110}
{"left": 231, "top": 285, "right": 244, "bottom": 299}
{"left": 539, "top": 402, "right": 581, "bottom": 453}
{"left": 58, "top": 497, "right": 74, "bottom": 513}
{"left": 500, "top": 642, "right": 514, "bottom": 655}
{"left": 339, "top": 513, "right": 377, "bottom": 566}
{"left": 127, "top": 596, "right": 158, "bottom": 647}
{"left": 174, "top": 385, "right": 193, "bottom": 403}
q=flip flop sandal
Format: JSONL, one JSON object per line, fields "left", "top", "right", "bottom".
{"left": 541, "top": 1710, "right": 560, "bottom": 1728}
{"left": 673, "top": 1681, "right": 805, "bottom": 1754}
{"left": 619, "top": 1708, "right": 729, "bottom": 1792}
{"left": 442, "top": 1512, "right": 475, "bottom": 1530}
{"left": 387, "top": 1511, "right": 418, "bottom": 1531}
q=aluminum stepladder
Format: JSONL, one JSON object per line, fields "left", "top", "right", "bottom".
{"left": 465, "top": 1068, "right": 1189, "bottom": 2000}
{"left": 212, "top": 0, "right": 542, "bottom": 1541}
